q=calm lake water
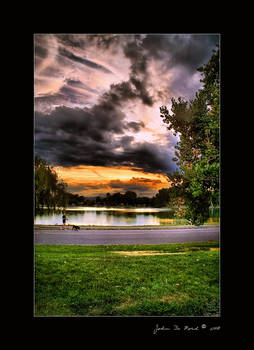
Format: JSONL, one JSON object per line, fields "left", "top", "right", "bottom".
{"left": 34, "top": 207, "right": 220, "bottom": 226}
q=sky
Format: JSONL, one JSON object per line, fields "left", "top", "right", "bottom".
{"left": 34, "top": 33, "right": 219, "bottom": 198}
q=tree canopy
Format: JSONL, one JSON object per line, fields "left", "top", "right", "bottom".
{"left": 160, "top": 48, "right": 220, "bottom": 225}
{"left": 34, "top": 156, "right": 68, "bottom": 210}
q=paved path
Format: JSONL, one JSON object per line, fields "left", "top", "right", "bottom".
{"left": 34, "top": 226, "right": 220, "bottom": 245}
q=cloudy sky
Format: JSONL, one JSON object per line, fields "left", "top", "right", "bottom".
{"left": 34, "top": 33, "right": 219, "bottom": 197}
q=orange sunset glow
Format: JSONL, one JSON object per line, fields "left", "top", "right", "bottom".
{"left": 54, "top": 165, "right": 171, "bottom": 197}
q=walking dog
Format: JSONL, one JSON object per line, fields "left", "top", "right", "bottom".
{"left": 72, "top": 225, "right": 80, "bottom": 231}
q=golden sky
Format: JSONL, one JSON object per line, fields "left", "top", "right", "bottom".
{"left": 54, "top": 165, "right": 171, "bottom": 197}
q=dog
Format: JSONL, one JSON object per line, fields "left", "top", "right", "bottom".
{"left": 72, "top": 225, "right": 80, "bottom": 231}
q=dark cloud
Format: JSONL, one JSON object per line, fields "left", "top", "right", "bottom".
{"left": 34, "top": 93, "right": 66, "bottom": 112}
{"left": 122, "top": 38, "right": 154, "bottom": 106}
{"left": 35, "top": 78, "right": 99, "bottom": 112}
{"left": 141, "top": 34, "right": 219, "bottom": 99}
{"left": 142, "top": 34, "right": 219, "bottom": 72}
{"left": 35, "top": 34, "right": 218, "bottom": 111}
{"left": 35, "top": 105, "right": 176, "bottom": 174}
{"left": 118, "top": 141, "right": 176, "bottom": 173}
{"left": 119, "top": 135, "right": 135, "bottom": 146}
{"left": 87, "top": 34, "right": 122, "bottom": 51}
{"left": 59, "top": 85, "right": 90, "bottom": 104}
{"left": 98, "top": 81, "right": 137, "bottom": 110}
{"left": 64, "top": 78, "right": 99, "bottom": 94}
{"left": 34, "top": 34, "right": 218, "bottom": 178}
{"left": 86, "top": 35, "right": 154, "bottom": 108}
{"left": 126, "top": 121, "right": 145, "bottom": 133}
{"left": 108, "top": 178, "right": 162, "bottom": 193}
{"left": 34, "top": 35, "right": 50, "bottom": 68}
{"left": 34, "top": 35, "right": 49, "bottom": 57}
{"left": 34, "top": 87, "right": 90, "bottom": 112}
{"left": 40, "top": 66, "right": 63, "bottom": 78}
{"left": 35, "top": 44, "right": 48, "bottom": 59}
{"left": 55, "top": 34, "right": 86, "bottom": 49}
{"left": 34, "top": 46, "right": 47, "bottom": 69}
{"left": 58, "top": 47, "right": 113, "bottom": 74}
{"left": 97, "top": 78, "right": 153, "bottom": 110}
{"left": 129, "top": 76, "right": 153, "bottom": 106}
{"left": 64, "top": 78, "right": 85, "bottom": 88}
{"left": 87, "top": 34, "right": 219, "bottom": 102}
{"left": 123, "top": 39, "right": 148, "bottom": 75}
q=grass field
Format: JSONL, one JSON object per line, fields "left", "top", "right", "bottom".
{"left": 34, "top": 242, "right": 220, "bottom": 316}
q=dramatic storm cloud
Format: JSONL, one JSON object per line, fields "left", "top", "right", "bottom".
{"left": 34, "top": 33, "right": 219, "bottom": 196}
{"left": 35, "top": 105, "right": 175, "bottom": 173}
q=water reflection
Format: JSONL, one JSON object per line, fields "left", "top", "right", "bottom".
{"left": 34, "top": 207, "right": 220, "bottom": 226}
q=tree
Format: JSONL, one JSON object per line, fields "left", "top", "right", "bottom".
{"left": 55, "top": 180, "right": 68, "bottom": 208}
{"left": 160, "top": 48, "right": 220, "bottom": 225}
{"left": 34, "top": 156, "right": 69, "bottom": 210}
{"left": 153, "top": 188, "right": 171, "bottom": 207}
{"left": 123, "top": 191, "right": 137, "bottom": 206}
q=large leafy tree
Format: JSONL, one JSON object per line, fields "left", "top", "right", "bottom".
{"left": 160, "top": 48, "right": 219, "bottom": 225}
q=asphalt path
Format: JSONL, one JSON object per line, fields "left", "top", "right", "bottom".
{"left": 34, "top": 226, "right": 219, "bottom": 245}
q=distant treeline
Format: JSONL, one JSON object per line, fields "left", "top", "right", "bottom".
{"left": 67, "top": 188, "right": 172, "bottom": 208}
{"left": 34, "top": 156, "right": 172, "bottom": 209}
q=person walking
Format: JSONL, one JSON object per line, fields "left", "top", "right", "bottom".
{"left": 62, "top": 211, "right": 67, "bottom": 230}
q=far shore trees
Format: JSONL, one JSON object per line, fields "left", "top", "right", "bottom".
{"left": 34, "top": 157, "right": 174, "bottom": 209}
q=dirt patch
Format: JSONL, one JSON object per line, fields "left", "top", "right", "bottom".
{"left": 113, "top": 251, "right": 186, "bottom": 256}
{"left": 114, "top": 300, "right": 136, "bottom": 311}
{"left": 160, "top": 293, "right": 189, "bottom": 303}
{"left": 209, "top": 248, "right": 220, "bottom": 252}
{"left": 88, "top": 307, "right": 104, "bottom": 315}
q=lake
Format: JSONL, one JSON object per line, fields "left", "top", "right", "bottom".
{"left": 34, "top": 206, "right": 220, "bottom": 226}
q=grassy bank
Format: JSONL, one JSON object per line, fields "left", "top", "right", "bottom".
{"left": 34, "top": 242, "right": 220, "bottom": 316}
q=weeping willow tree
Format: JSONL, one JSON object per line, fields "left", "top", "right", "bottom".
{"left": 34, "top": 156, "right": 68, "bottom": 210}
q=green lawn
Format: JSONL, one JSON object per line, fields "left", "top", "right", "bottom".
{"left": 34, "top": 242, "right": 220, "bottom": 316}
